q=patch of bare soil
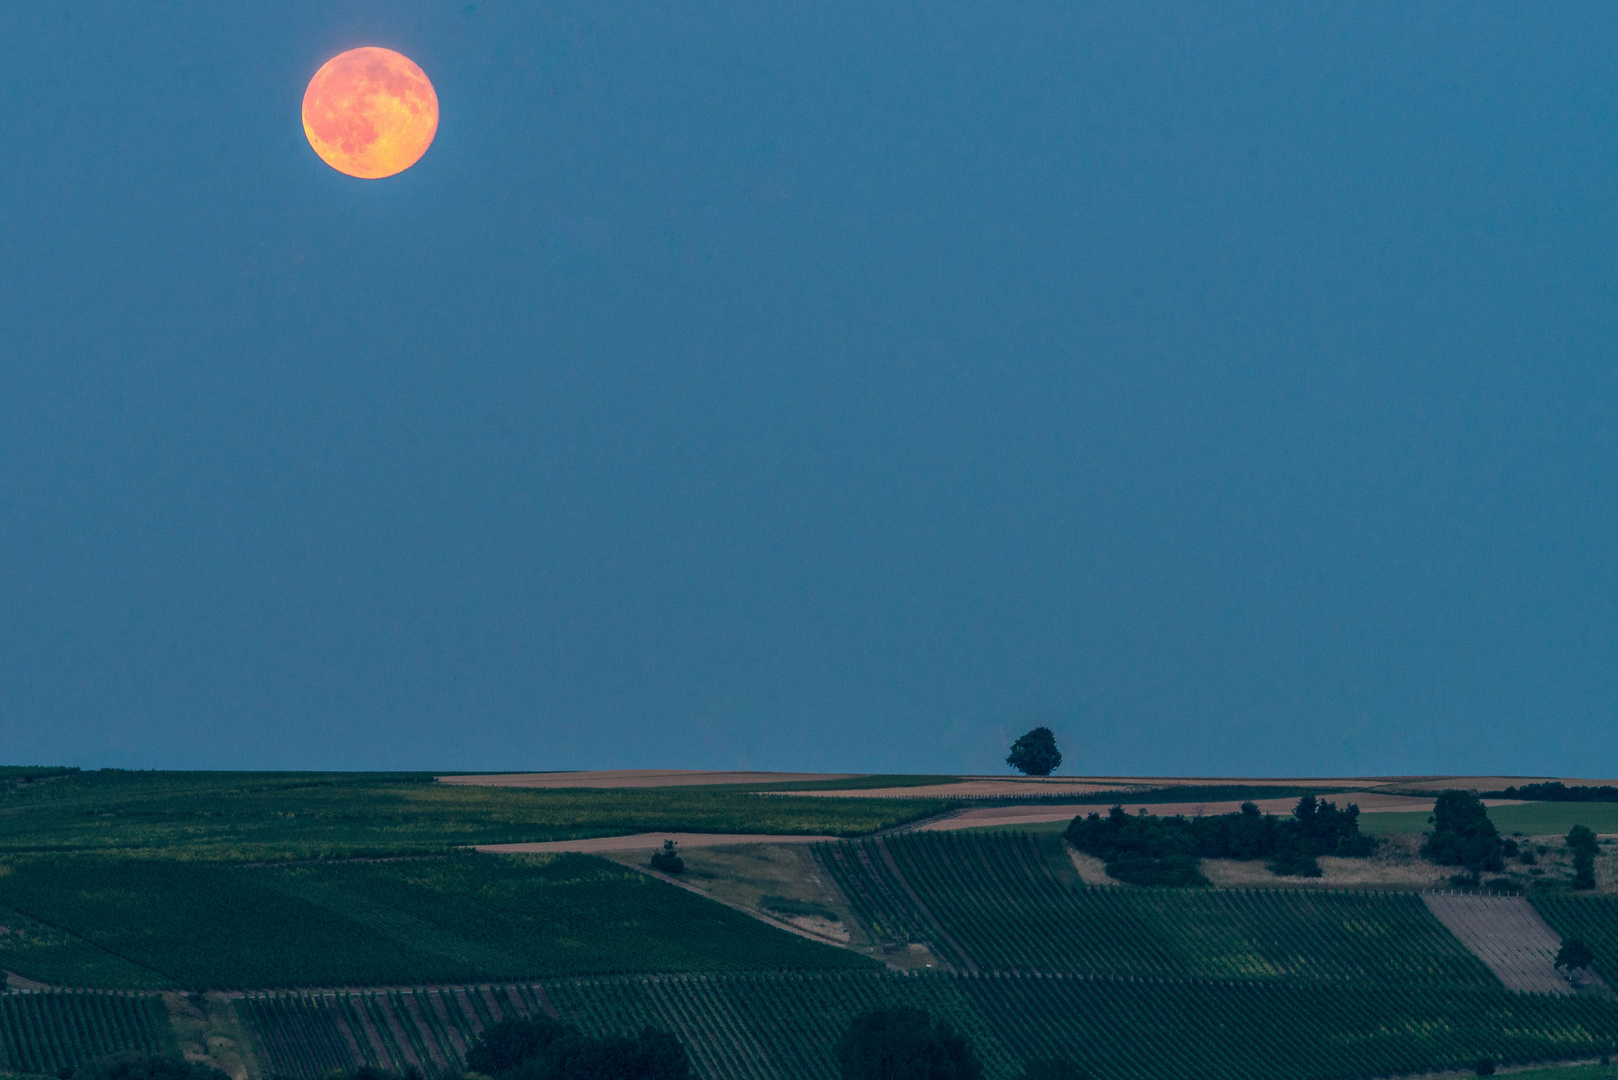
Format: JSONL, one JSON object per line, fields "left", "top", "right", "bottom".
{"left": 164, "top": 992, "right": 258, "bottom": 1080}
{"left": 477, "top": 832, "right": 838, "bottom": 854}
{"left": 440, "top": 770, "right": 856, "bottom": 788}
{"left": 1202, "top": 840, "right": 1449, "bottom": 890}
{"left": 1065, "top": 848, "right": 1119, "bottom": 886}
{"left": 1423, "top": 894, "right": 1604, "bottom": 995}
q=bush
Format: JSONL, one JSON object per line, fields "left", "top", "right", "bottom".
{"left": 1475, "top": 1057, "right": 1494, "bottom": 1076}
{"left": 836, "top": 1007, "right": 982, "bottom": 1080}
{"left": 1006, "top": 728, "right": 1062, "bottom": 777}
{"left": 649, "top": 839, "right": 685, "bottom": 875}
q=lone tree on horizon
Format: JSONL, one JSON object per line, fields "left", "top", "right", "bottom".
{"left": 1006, "top": 727, "right": 1062, "bottom": 776}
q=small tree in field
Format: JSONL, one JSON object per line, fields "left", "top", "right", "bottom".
{"left": 1006, "top": 727, "right": 1062, "bottom": 776}
{"left": 1555, "top": 938, "right": 1594, "bottom": 973}
{"left": 650, "top": 839, "right": 685, "bottom": 874}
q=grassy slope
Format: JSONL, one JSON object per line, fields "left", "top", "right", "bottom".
{"left": 0, "top": 852, "right": 873, "bottom": 989}
{"left": 0, "top": 771, "right": 948, "bottom": 860}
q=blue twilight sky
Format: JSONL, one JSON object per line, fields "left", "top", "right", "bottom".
{"left": 0, "top": 3, "right": 1614, "bottom": 777}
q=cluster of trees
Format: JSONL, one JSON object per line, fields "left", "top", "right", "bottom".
{"left": 1493, "top": 782, "right": 1618, "bottom": 803}
{"left": 466, "top": 1017, "right": 690, "bottom": 1080}
{"left": 648, "top": 840, "right": 684, "bottom": 875}
{"left": 1064, "top": 796, "right": 1377, "bottom": 885}
{"left": 1420, "top": 791, "right": 1505, "bottom": 881}
{"left": 1424, "top": 790, "right": 1604, "bottom": 891}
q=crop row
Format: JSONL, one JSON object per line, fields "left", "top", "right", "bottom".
{"left": 1531, "top": 894, "right": 1618, "bottom": 983}
{"left": 241, "top": 971, "right": 1618, "bottom": 1080}
{"left": 818, "top": 832, "right": 1495, "bottom": 983}
{"left": 240, "top": 984, "right": 553, "bottom": 1076}
{"left": 0, "top": 991, "right": 174, "bottom": 1074}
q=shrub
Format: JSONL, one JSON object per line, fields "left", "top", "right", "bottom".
{"left": 1475, "top": 1057, "right": 1494, "bottom": 1076}
{"left": 650, "top": 839, "right": 685, "bottom": 875}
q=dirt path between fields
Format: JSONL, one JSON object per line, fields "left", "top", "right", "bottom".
{"left": 1422, "top": 893, "right": 1606, "bottom": 995}
{"left": 910, "top": 793, "right": 1486, "bottom": 831}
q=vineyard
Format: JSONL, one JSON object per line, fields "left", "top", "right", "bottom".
{"left": 815, "top": 831, "right": 1494, "bottom": 983}
{"left": 1532, "top": 894, "right": 1618, "bottom": 983}
{"left": 0, "top": 852, "right": 871, "bottom": 989}
{"left": 239, "top": 970, "right": 1618, "bottom": 1080}
{"left": 0, "top": 992, "right": 174, "bottom": 1074}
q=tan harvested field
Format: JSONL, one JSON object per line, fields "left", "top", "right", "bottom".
{"left": 439, "top": 769, "right": 857, "bottom": 788}
{"left": 475, "top": 832, "right": 840, "bottom": 854}
{"left": 1422, "top": 893, "right": 1605, "bottom": 994}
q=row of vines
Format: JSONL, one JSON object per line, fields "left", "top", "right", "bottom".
{"left": 817, "top": 832, "right": 1496, "bottom": 984}
{"left": 243, "top": 971, "right": 1618, "bottom": 1080}
{"left": 0, "top": 992, "right": 174, "bottom": 1074}
{"left": 240, "top": 985, "right": 555, "bottom": 1077}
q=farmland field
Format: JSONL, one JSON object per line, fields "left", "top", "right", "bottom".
{"left": 0, "top": 771, "right": 946, "bottom": 860}
{"left": 0, "top": 992, "right": 174, "bottom": 1074}
{"left": 237, "top": 972, "right": 1618, "bottom": 1080}
{"left": 0, "top": 853, "right": 870, "bottom": 989}
{"left": 3, "top": 770, "right": 1616, "bottom": 1080}
{"left": 817, "top": 831, "right": 1495, "bottom": 981}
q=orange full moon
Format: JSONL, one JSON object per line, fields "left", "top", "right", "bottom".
{"left": 302, "top": 47, "right": 438, "bottom": 179}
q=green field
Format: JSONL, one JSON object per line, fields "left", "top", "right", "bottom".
{"left": 0, "top": 771, "right": 945, "bottom": 860}
{"left": 0, "top": 852, "right": 872, "bottom": 989}
{"left": 1362, "top": 802, "right": 1618, "bottom": 837}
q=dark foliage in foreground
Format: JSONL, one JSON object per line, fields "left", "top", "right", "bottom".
{"left": 1493, "top": 782, "right": 1618, "bottom": 803}
{"left": 71, "top": 1054, "right": 228, "bottom": 1080}
{"left": 466, "top": 1017, "right": 689, "bottom": 1080}
{"left": 1421, "top": 791, "right": 1504, "bottom": 875}
{"left": 836, "top": 1008, "right": 983, "bottom": 1080}
{"left": 1064, "top": 796, "right": 1376, "bottom": 885}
